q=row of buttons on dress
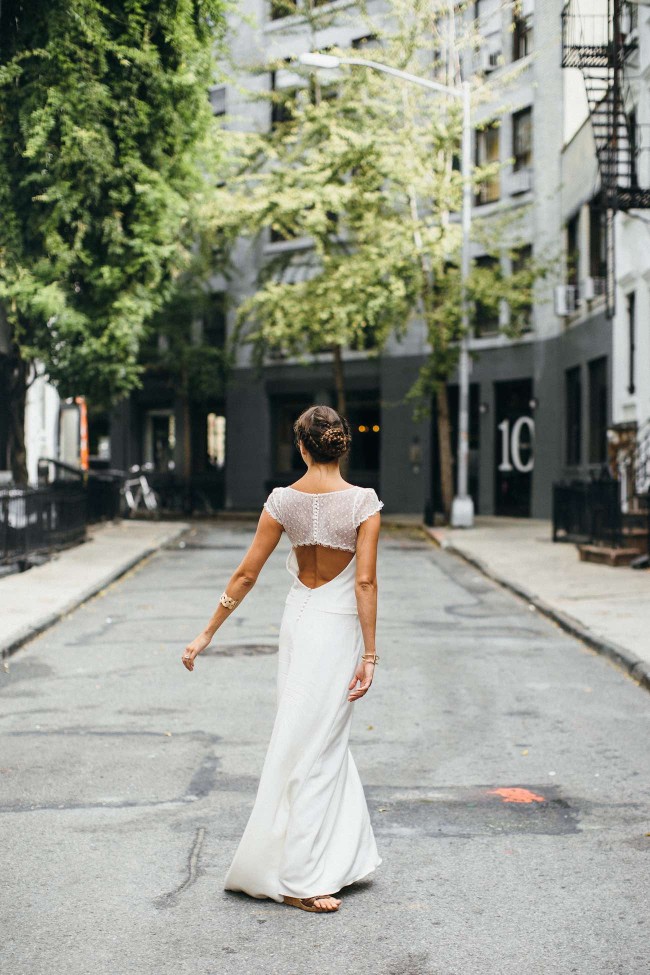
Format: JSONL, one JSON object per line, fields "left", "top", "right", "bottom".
{"left": 311, "top": 494, "right": 320, "bottom": 545}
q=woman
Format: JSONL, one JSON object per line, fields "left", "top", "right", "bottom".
{"left": 181, "top": 404, "right": 383, "bottom": 913}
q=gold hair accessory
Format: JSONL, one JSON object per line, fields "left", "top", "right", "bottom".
{"left": 219, "top": 591, "right": 239, "bottom": 610}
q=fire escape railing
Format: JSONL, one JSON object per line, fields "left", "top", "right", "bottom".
{"left": 562, "top": 0, "right": 650, "bottom": 316}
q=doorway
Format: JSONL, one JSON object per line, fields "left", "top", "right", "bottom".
{"left": 494, "top": 379, "right": 534, "bottom": 517}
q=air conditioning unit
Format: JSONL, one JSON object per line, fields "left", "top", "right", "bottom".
{"left": 554, "top": 285, "right": 578, "bottom": 317}
{"left": 580, "top": 276, "right": 606, "bottom": 301}
{"left": 479, "top": 47, "right": 502, "bottom": 73}
{"left": 509, "top": 168, "right": 533, "bottom": 195}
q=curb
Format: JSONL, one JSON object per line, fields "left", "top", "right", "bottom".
{"left": 422, "top": 524, "right": 650, "bottom": 694}
{"left": 1, "top": 523, "right": 190, "bottom": 661}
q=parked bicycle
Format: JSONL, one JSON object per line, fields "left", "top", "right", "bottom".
{"left": 122, "top": 464, "right": 160, "bottom": 517}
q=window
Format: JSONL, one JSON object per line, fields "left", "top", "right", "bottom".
{"left": 202, "top": 293, "right": 226, "bottom": 348}
{"left": 589, "top": 202, "right": 607, "bottom": 282}
{"left": 513, "top": 5, "right": 533, "bottom": 60}
{"left": 588, "top": 357, "right": 608, "bottom": 465}
{"left": 511, "top": 244, "right": 533, "bottom": 331}
{"left": 352, "top": 34, "right": 379, "bottom": 50}
{"left": 565, "top": 366, "right": 582, "bottom": 466}
{"left": 208, "top": 85, "right": 226, "bottom": 117}
{"left": 512, "top": 107, "right": 532, "bottom": 172}
{"left": 270, "top": 0, "right": 297, "bottom": 21}
{"left": 308, "top": 75, "right": 338, "bottom": 106}
{"left": 207, "top": 413, "right": 226, "bottom": 469}
{"left": 270, "top": 70, "right": 295, "bottom": 129}
{"left": 566, "top": 212, "right": 579, "bottom": 288}
{"left": 626, "top": 291, "right": 636, "bottom": 395}
{"left": 473, "top": 255, "right": 500, "bottom": 335}
{"left": 475, "top": 123, "right": 500, "bottom": 204}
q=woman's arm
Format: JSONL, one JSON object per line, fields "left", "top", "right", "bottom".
{"left": 182, "top": 510, "right": 283, "bottom": 671}
{"left": 349, "top": 511, "right": 381, "bottom": 701}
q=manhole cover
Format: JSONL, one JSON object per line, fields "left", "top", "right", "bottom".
{"left": 202, "top": 643, "right": 277, "bottom": 657}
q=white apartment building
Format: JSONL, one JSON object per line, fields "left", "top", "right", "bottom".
{"left": 107, "top": 0, "right": 649, "bottom": 518}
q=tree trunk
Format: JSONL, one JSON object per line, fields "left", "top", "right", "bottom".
{"left": 436, "top": 382, "right": 454, "bottom": 520}
{"left": 8, "top": 346, "right": 29, "bottom": 486}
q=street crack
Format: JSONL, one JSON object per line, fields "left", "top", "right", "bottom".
{"left": 154, "top": 825, "right": 206, "bottom": 909}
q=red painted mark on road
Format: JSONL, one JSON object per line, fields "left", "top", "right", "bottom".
{"left": 488, "top": 787, "right": 546, "bottom": 804}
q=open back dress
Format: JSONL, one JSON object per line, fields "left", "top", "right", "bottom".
{"left": 223, "top": 485, "right": 384, "bottom": 902}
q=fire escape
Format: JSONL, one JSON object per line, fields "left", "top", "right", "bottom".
{"left": 562, "top": 0, "right": 650, "bottom": 317}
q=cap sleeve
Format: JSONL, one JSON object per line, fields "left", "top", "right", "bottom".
{"left": 263, "top": 487, "right": 284, "bottom": 527}
{"left": 354, "top": 487, "right": 384, "bottom": 528}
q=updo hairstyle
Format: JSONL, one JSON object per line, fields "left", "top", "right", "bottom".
{"left": 293, "top": 405, "right": 352, "bottom": 464}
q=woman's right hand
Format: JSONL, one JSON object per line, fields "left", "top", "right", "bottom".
{"left": 348, "top": 660, "right": 374, "bottom": 702}
{"left": 181, "top": 631, "right": 211, "bottom": 672}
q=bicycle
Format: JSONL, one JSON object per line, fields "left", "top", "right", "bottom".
{"left": 122, "top": 464, "right": 160, "bottom": 517}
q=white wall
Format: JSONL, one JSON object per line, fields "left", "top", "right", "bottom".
{"left": 612, "top": 5, "right": 650, "bottom": 430}
{"left": 24, "top": 370, "right": 60, "bottom": 485}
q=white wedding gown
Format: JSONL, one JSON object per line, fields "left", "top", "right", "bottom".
{"left": 223, "top": 486, "right": 383, "bottom": 902}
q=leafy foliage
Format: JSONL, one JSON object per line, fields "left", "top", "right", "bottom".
{"left": 0, "top": 0, "right": 228, "bottom": 405}
{"left": 211, "top": 0, "right": 544, "bottom": 410}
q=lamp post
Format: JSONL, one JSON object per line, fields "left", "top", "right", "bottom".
{"left": 298, "top": 53, "right": 474, "bottom": 528}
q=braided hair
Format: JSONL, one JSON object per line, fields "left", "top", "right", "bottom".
{"left": 293, "top": 405, "right": 352, "bottom": 464}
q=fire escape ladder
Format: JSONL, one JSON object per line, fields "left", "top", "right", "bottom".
{"left": 561, "top": 0, "right": 648, "bottom": 210}
{"left": 561, "top": 0, "right": 649, "bottom": 317}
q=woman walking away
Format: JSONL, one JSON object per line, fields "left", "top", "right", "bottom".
{"left": 181, "top": 404, "right": 383, "bottom": 913}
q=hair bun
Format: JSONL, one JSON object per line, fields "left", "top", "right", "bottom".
{"left": 319, "top": 425, "right": 351, "bottom": 459}
{"left": 293, "top": 405, "right": 352, "bottom": 463}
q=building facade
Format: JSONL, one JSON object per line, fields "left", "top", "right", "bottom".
{"left": 105, "top": 0, "right": 649, "bottom": 517}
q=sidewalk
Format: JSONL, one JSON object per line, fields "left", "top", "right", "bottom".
{"left": 0, "top": 519, "right": 189, "bottom": 658}
{"left": 425, "top": 516, "right": 650, "bottom": 692}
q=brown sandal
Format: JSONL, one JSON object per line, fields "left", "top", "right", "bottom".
{"left": 282, "top": 894, "right": 340, "bottom": 913}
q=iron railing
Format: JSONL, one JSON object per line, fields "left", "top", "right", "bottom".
{"left": 0, "top": 484, "right": 87, "bottom": 568}
{"left": 38, "top": 457, "right": 124, "bottom": 522}
{"left": 552, "top": 477, "right": 622, "bottom": 547}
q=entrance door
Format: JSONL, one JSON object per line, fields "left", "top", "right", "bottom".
{"left": 494, "top": 379, "right": 534, "bottom": 517}
{"left": 144, "top": 410, "right": 176, "bottom": 471}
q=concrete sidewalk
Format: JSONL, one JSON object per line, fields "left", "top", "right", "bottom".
{"left": 0, "top": 519, "right": 189, "bottom": 658}
{"left": 426, "top": 516, "right": 650, "bottom": 692}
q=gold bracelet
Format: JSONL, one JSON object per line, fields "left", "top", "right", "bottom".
{"left": 219, "top": 591, "right": 239, "bottom": 611}
{"left": 361, "top": 652, "right": 379, "bottom": 664}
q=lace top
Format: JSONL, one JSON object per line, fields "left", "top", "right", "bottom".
{"left": 263, "top": 485, "right": 384, "bottom": 553}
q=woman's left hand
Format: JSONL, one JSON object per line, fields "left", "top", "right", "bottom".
{"left": 181, "top": 632, "right": 211, "bottom": 672}
{"left": 348, "top": 661, "right": 374, "bottom": 702}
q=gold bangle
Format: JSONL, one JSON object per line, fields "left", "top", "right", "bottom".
{"left": 219, "top": 591, "right": 239, "bottom": 611}
{"left": 361, "top": 652, "right": 379, "bottom": 664}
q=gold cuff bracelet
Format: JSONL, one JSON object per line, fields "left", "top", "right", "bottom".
{"left": 219, "top": 591, "right": 239, "bottom": 611}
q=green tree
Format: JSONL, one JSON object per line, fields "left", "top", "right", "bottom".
{"left": 0, "top": 0, "right": 227, "bottom": 483}
{"left": 212, "top": 0, "right": 545, "bottom": 516}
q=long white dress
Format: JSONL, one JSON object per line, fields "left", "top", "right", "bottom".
{"left": 223, "top": 486, "right": 383, "bottom": 902}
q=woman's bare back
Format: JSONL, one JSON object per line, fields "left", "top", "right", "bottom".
{"left": 293, "top": 544, "right": 355, "bottom": 590}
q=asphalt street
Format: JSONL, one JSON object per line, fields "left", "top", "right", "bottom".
{"left": 1, "top": 521, "right": 648, "bottom": 975}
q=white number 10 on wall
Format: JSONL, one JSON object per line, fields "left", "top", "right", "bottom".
{"left": 498, "top": 416, "right": 535, "bottom": 473}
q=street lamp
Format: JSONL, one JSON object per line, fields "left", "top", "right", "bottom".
{"left": 297, "top": 52, "right": 475, "bottom": 528}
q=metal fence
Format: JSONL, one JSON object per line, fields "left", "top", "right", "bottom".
{"left": 552, "top": 478, "right": 622, "bottom": 547}
{"left": 0, "top": 484, "right": 87, "bottom": 568}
